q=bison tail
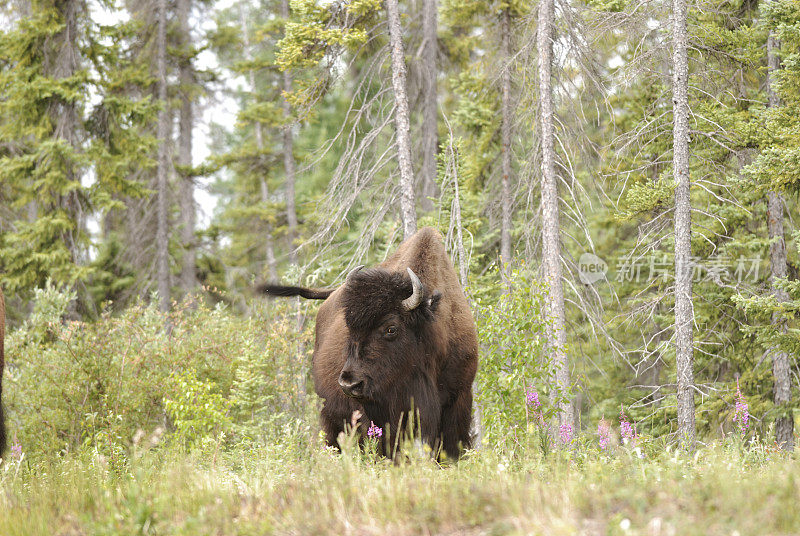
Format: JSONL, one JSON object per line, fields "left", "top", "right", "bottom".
{"left": 257, "top": 284, "right": 335, "bottom": 300}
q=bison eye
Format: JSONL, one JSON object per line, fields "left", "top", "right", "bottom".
{"left": 385, "top": 325, "right": 398, "bottom": 338}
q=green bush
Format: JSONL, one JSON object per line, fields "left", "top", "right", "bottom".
{"left": 4, "top": 284, "right": 314, "bottom": 460}
{"left": 473, "top": 267, "right": 553, "bottom": 451}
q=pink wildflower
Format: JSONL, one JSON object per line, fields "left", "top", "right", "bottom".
{"left": 367, "top": 421, "right": 383, "bottom": 439}
{"left": 526, "top": 387, "right": 541, "bottom": 409}
{"left": 733, "top": 379, "right": 749, "bottom": 434}
{"left": 619, "top": 406, "right": 637, "bottom": 445}
{"left": 598, "top": 419, "right": 611, "bottom": 450}
{"left": 559, "top": 423, "right": 573, "bottom": 444}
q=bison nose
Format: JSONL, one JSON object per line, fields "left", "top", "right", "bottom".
{"left": 338, "top": 372, "right": 364, "bottom": 398}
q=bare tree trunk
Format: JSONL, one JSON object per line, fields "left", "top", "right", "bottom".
{"left": 538, "top": 0, "right": 572, "bottom": 430}
{"left": 385, "top": 0, "right": 418, "bottom": 239}
{"left": 240, "top": 6, "right": 277, "bottom": 282}
{"left": 766, "top": 30, "right": 794, "bottom": 451}
{"left": 282, "top": 0, "right": 299, "bottom": 265}
{"left": 156, "top": 0, "right": 171, "bottom": 313}
{"left": 448, "top": 140, "right": 480, "bottom": 447}
{"left": 280, "top": 0, "right": 306, "bottom": 409}
{"left": 177, "top": 0, "right": 196, "bottom": 294}
{"left": 672, "top": 0, "right": 695, "bottom": 448}
{"left": 419, "top": 0, "right": 438, "bottom": 211}
{"left": 0, "top": 288, "right": 5, "bottom": 454}
{"left": 500, "top": 9, "right": 513, "bottom": 289}
{"left": 452, "top": 150, "right": 468, "bottom": 290}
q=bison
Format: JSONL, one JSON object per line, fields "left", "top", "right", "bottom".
{"left": 260, "top": 227, "right": 478, "bottom": 458}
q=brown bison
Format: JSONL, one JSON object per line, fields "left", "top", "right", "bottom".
{"left": 0, "top": 287, "right": 6, "bottom": 454}
{"left": 260, "top": 227, "right": 478, "bottom": 458}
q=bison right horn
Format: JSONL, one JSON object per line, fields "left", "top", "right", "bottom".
{"left": 345, "top": 265, "right": 365, "bottom": 284}
{"left": 402, "top": 267, "right": 424, "bottom": 311}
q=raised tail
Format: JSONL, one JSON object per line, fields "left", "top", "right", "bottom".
{"left": 257, "top": 284, "right": 335, "bottom": 300}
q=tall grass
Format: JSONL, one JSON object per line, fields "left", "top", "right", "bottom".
{"left": 1, "top": 435, "right": 798, "bottom": 535}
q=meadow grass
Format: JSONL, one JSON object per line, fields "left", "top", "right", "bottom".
{"left": 1, "top": 432, "right": 797, "bottom": 536}
{"left": 2, "top": 293, "right": 795, "bottom": 535}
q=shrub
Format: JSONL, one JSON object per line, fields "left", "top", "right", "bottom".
{"left": 473, "top": 267, "right": 553, "bottom": 451}
{"left": 4, "top": 284, "right": 314, "bottom": 460}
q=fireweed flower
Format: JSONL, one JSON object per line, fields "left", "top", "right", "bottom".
{"left": 525, "top": 386, "right": 547, "bottom": 427}
{"left": 367, "top": 421, "right": 383, "bottom": 439}
{"left": 598, "top": 419, "right": 611, "bottom": 450}
{"left": 559, "top": 423, "right": 573, "bottom": 444}
{"left": 526, "top": 387, "right": 541, "bottom": 409}
{"left": 10, "top": 442, "right": 22, "bottom": 461}
{"left": 733, "top": 379, "right": 749, "bottom": 434}
{"left": 619, "top": 407, "right": 637, "bottom": 445}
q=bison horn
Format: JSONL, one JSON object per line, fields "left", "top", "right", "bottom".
{"left": 346, "top": 265, "right": 365, "bottom": 284}
{"left": 402, "top": 268, "right": 424, "bottom": 311}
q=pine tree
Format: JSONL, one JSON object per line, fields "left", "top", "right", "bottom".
{"left": 155, "top": 0, "right": 171, "bottom": 313}
{"left": 386, "top": 0, "right": 418, "bottom": 239}
{"left": 177, "top": 0, "right": 197, "bottom": 294}
{"left": 0, "top": 0, "right": 151, "bottom": 311}
{"left": 765, "top": 3, "right": 793, "bottom": 451}
{"left": 538, "top": 0, "right": 573, "bottom": 428}
{"left": 419, "top": 0, "right": 439, "bottom": 212}
{"left": 671, "top": 0, "right": 696, "bottom": 447}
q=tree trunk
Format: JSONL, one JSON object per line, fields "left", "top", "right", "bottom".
{"left": 766, "top": 30, "right": 793, "bottom": 451}
{"left": 449, "top": 141, "right": 480, "bottom": 446}
{"left": 419, "top": 0, "right": 438, "bottom": 211}
{"left": 500, "top": 9, "right": 513, "bottom": 289}
{"left": 537, "top": 0, "right": 572, "bottom": 429}
{"left": 282, "top": 0, "right": 298, "bottom": 265}
{"left": 240, "top": 6, "right": 277, "bottom": 281}
{"left": 47, "top": 0, "right": 83, "bottom": 310}
{"left": 672, "top": 0, "right": 695, "bottom": 448}
{"left": 156, "top": 0, "right": 171, "bottom": 313}
{"left": 0, "top": 288, "right": 5, "bottom": 454}
{"left": 177, "top": 0, "right": 196, "bottom": 294}
{"left": 385, "top": 0, "right": 418, "bottom": 239}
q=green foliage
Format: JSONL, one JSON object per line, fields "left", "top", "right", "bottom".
{"left": 474, "top": 268, "right": 551, "bottom": 448}
{"left": 5, "top": 284, "right": 312, "bottom": 460}
{"left": 0, "top": 0, "right": 152, "bottom": 301}
{"left": 164, "top": 371, "right": 233, "bottom": 447}
{"left": 277, "top": 0, "right": 376, "bottom": 71}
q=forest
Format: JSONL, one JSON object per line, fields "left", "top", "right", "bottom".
{"left": 1, "top": 0, "right": 799, "bottom": 532}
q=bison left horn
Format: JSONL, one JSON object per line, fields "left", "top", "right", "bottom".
{"left": 402, "top": 268, "right": 424, "bottom": 311}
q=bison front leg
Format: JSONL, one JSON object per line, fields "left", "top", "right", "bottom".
{"left": 401, "top": 376, "right": 442, "bottom": 457}
{"left": 320, "top": 395, "right": 363, "bottom": 449}
{"left": 367, "top": 375, "right": 441, "bottom": 458}
{"left": 439, "top": 388, "right": 473, "bottom": 459}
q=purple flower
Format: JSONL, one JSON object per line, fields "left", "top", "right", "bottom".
{"left": 367, "top": 421, "right": 383, "bottom": 439}
{"left": 526, "top": 387, "right": 541, "bottom": 409}
{"left": 598, "top": 419, "right": 611, "bottom": 450}
{"left": 619, "top": 406, "right": 637, "bottom": 445}
{"left": 10, "top": 442, "right": 22, "bottom": 461}
{"left": 733, "top": 379, "right": 749, "bottom": 434}
{"left": 559, "top": 423, "right": 573, "bottom": 444}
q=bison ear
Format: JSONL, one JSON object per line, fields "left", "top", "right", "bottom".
{"left": 427, "top": 291, "right": 442, "bottom": 314}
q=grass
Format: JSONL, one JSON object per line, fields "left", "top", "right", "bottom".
{"left": 1, "top": 431, "right": 797, "bottom": 535}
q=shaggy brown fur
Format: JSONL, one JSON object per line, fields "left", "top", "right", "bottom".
{"left": 0, "top": 288, "right": 6, "bottom": 454}
{"left": 260, "top": 227, "right": 478, "bottom": 459}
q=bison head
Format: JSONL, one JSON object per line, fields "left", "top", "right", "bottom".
{"left": 337, "top": 266, "right": 441, "bottom": 400}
